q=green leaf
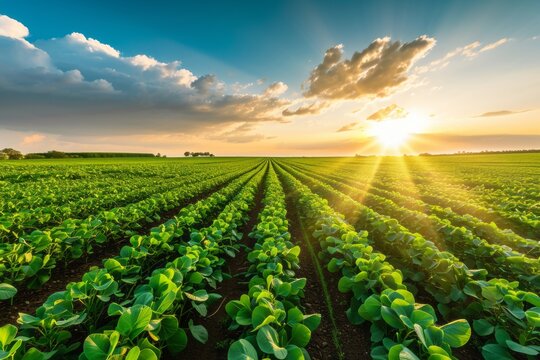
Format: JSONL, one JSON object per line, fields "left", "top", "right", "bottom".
{"left": 185, "top": 289, "right": 209, "bottom": 302}
{"left": 482, "top": 344, "right": 513, "bottom": 359}
{"left": 125, "top": 346, "right": 141, "bottom": 360}
{"left": 399, "top": 347, "right": 421, "bottom": 360}
{"left": 388, "top": 344, "right": 404, "bottom": 360}
{"left": 473, "top": 319, "right": 494, "bottom": 336}
{"left": 411, "top": 310, "right": 435, "bottom": 328}
{"left": 116, "top": 305, "right": 153, "bottom": 340}
{"left": 188, "top": 319, "right": 208, "bottom": 344}
{"left": 257, "top": 325, "right": 287, "bottom": 359}
{"left": 302, "top": 314, "right": 321, "bottom": 332}
{"left": 228, "top": 339, "right": 259, "bottom": 360}
{"left": 0, "top": 283, "right": 17, "bottom": 300}
{"left": 287, "top": 308, "right": 303, "bottom": 325}
{"left": 138, "top": 348, "right": 158, "bottom": 360}
{"left": 20, "top": 347, "right": 45, "bottom": 360}
{"left": 440, "top": 320, "right": 471, "bottom": 348}
{"left": 236, "top": 308, "right": 253, "bottom": 326}
{"left": 358, "top": 296, "right": 381, "bottom": 321}
{"left": 337, "top": 276, "right": 353, "bottom": 292}
{"left": 381, "top": 306, "right": 404, "bottom": 329}
{"left": 284, "top": 345, "right": 304, "bottom": 360}
{"left": 252, "top": 306, "right": 272, "bottom": 329}
{"left": 166, "top": 329, "right": 188, "bottom": 353}
{"left": 0, "top": 324, "right": 17, "bottom": 348}
{"left": 505, "top": 340, "right": 539, "bottom": 355}
{"left": 289, "top": 323, "right": 311, "bottom": 348}
{"left": 83, "top": 334, "right": 110, "bottom": 360}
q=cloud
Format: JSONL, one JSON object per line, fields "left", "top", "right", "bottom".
{"left": 337, "top": 122, "right": 359, "bottom": 132}
{"left": 282, "top": 100, "right": 329, "bottom": 116}
{"left": 205, "top": 122, "right": 271, "bottom": 143}
{"left": 302, "top": 36, "right": 436, "bottom": 100}
{"left": 480, "top": 38, "right": 509, "bottom": 52}
{"left": 64, "top": 32, "right": 120, "bottom": 58}
{"left": 0, "top": 15, "right": 28, "bottom": 39}
{"left": 418, "top": 38, "right": 509, "bottom": 73}
{"left": 367, "top": 104, "right": 408, "bottom": 121}
{"left": 21, "top": 133, "right": 46, "bottom": 145}
{"left": 0, "top": 15, "right": 291, "bottom": 136}
{"left": 476, "top": 109, "right": 530, "bottom": 117}
{"left": 191, "top": 74, "right": 220, "bottom": 95}
{"left": 264, "top": 81, "right": 288, "bottom": 97}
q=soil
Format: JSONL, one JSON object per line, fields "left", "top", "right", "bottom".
{"left": 0, "top": 174, "right": 244, "bottom": 325}
{"left": 284, "top": 190, "right": 372, "bottom": 360}
{"left": 175, "top": 169, "right": 267, "bottom": 360}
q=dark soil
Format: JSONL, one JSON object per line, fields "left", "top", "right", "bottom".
{"left": 284, "top": 191, "right": 372, "bottom": 360}
{"left": 175, "top": 169, "right": 267, "bottom": 360}
{"left": 0, "top": 172, "right": 246, "bottom": 325}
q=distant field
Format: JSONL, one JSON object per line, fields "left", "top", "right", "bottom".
{"left": 0, "top": 154, "right": 538, "bottom": 360}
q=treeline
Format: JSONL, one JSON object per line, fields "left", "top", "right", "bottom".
{"left": 184, "top": 151, "right": 215, "bottom": 157}
{"left": 0, "top": 148, "right": 160, "bottom": 160}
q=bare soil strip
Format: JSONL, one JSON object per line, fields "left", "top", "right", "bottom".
{"left": 284, "top": 190, "right": 372, "bottom": 360}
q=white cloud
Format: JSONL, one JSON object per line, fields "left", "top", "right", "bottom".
{"left": 264, "top": 81, "right": 288, "bottom": 97}
{"left": 417, "top": 38, "right": 509, "bottom": 73}
{"left": 302, "top": 36, "right": 436, "bottom": 100}
{"left": 480, "top": 38, "right": 509, "bottom": 52}
{"left": 0, "top": 15, "right": 29, "bottom": 39}
{"left": 65, "top": 32, "right": 121, "bottom": 58}
{"left": 0, "top": 14, "right": 292, "bottom": 136}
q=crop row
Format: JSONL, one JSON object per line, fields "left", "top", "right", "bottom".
{"left": 287, "top": 158, "right": 539, "bottom": 239}
{"left": 0, "top": 160, "right": 254, "bottom": 242}
{"left": 286, "top": 160, "right": 539, "bottom": 256}
{"left": 0, "top": 161, "right": 264, "bottom": 301}
{"left": 274, "top": 162, "right": 472, "bottom": 359}
{"left": 276, "top": 160, "right": 540, "bottom": 359}
{"left": 1, "top": 162, "right": 267, "bottom": 359}
{"left": 226, "top": 163, "right": 320, "bottom": 360}
{"left": 281, "top": 161, "right": 540, "bottom": 287}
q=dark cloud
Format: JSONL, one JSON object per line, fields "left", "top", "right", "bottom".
{"left": 303, "top": 36, "right": 435, "bottom": 100}
{"left": 367, "top": 104, "right": 408, "bottom": 121}
{"left": 191, "top": 74, "right": 219, "bottom": 95}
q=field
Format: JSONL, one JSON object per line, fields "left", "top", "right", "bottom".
{"left": 0, "top": 155, "right": 538, "bottom": 360}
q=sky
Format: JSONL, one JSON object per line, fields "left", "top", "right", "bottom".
{"left": 0, "top": 0, "right": 539, "bottom": 156}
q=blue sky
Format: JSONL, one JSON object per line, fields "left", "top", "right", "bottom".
{"left": 0, "top": 0, "right": 539, "bottom": 155}
{"left": 5, "top": 0, "right": 537, "bottom": 84}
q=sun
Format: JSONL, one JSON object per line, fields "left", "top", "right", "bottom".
{"left": 368, "top": 112, "right": 428, "bottom": 148}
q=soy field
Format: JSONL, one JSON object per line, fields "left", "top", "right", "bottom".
{"left": 0, "top": 155, "right": 538, "bottom": 360}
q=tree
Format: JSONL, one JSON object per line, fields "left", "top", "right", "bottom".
{"left": 1, "top": 148, "right": 23, "bottom": 159}
{"left": 0, "top": 152, "right": 8, "bottom": 160}
{"left": 156, "top": 153, "right": 161, "bottom": 158}
{"left": 46, "top": 150, "right": 67, "bottom": 158}
{"left": 184, "top": 151, "right": 190, "bottom": 157}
